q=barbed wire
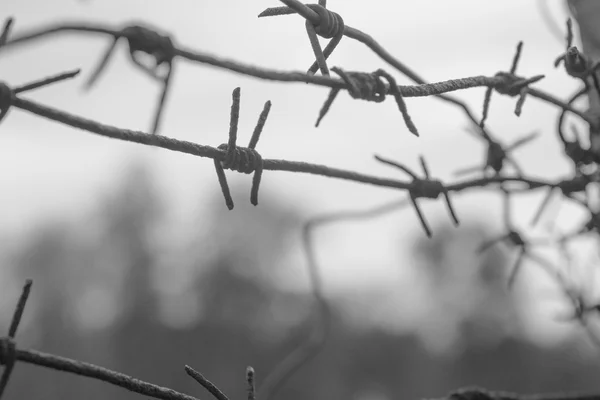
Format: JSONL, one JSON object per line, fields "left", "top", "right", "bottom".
{"left": 2, "top": 2, "right": 600, "bottom": 400}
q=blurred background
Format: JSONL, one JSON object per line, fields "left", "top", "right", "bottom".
{"left": 2, "top": 0, "right": 600, "bottom": 399}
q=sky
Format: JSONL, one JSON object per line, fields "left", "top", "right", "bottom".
{"left": 1, "top": 0, "right": 597, "bottom": 348}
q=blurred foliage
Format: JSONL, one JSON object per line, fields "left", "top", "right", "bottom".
{"left": 3, "top": 162, "right": 600, "bottom": 400}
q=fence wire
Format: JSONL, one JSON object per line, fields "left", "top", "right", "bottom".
{"left": 2, "top": 1, "right": 600, "bottom": 400}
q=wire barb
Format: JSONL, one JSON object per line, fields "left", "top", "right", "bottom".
{"left": 0, "top": 69, "right": 80, "bottom": 127}
{"left": 455, "top": 126, "right": 537, "bottom": 178}
{"left": 531, "top": 173, "right": 592, "bottom": 227}
{"left": 480, "top": 42, "right": 544, "bottom": 128}
{"left": 554, "top": 19, "right": 592, "bottom": 79}
{"left": 0, "top": 18, "right": 14, "bottom": 48}
{"left": 317, "top": 67, "right": 419, "bottom": 136}
{"left": 259, "top": 2, "right": 344, "bottom": 76}
{"left": 375, "top": 154, "right": 459, "bottom": 237}
{"left": 479, "top": 229, "right": 530, "bottom": 288}
{"left": 2, "top": 3, "right": 600, "bottom": 394}
{"left": 185, "top": 365, "right": 229, "bottom": 400}
{"left": 214, "top": 88, "right": 271, "bottom": 210}
{"left": 246, "top": 367, "right": 255, "bottom": 400}
{"left": 84, "top": 24, "right": 176, "bottom": 135}
{"left": 0, "top": 279, "right": 33, "bottom": 399}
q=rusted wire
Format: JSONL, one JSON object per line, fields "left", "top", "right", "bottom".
{"left": 455, "top": 125, "right": 538, "bottom": 178}
{"left": 0, "top": 69, "right": 80, "bottom": 124}
{"left": 83, "top": 24, "right": 175, "bottom": 135}
{"left": 530, "top": 172, "right": 593, "bottom": 227}
{"left": 185, "top": 365, "right": 230, "bottom": 400}
{"left": 4, "top": 14, "right": 593, "bottom": 130}
{"left": 213, "top": 87, "right": 271, "bottom": 209}
{"left": 480, "top": 42, "right": 545, "bottom": 129}
{"left": 316, "top": 67, "right": 419, "bottom": 136}
{"left": 0, "top": 280, "right": 31, "bottom": 398}
{"left": 0, "top": 281, "right": 259, "bottom": 400}
{"left": 246, "top": 367, "right": 255, "bottom": 400}
{"left": 2, "top": 3, "right": 600, "bottom": 398}
{"left": 374, "top": 155, "right": 459, "bottom": 237}
{"left": 0, "top": 18, "right": 13, "bottom": 48}
{"left": 0, "top": 75, "right": 555, "bottom": 199}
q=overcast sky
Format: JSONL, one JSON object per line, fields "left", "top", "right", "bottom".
{"left": 1, "top": 0, "right": 596, "bottom": 348}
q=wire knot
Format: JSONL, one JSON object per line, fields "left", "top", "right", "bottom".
{"left": 493, "top": 72, "right": 542, "bottom": 97}
{"left": 316, "top": 67, "right": 419, "bottom": 136}
{"left": 82, "top": 25, "right": 176, "bottom": 134}
{"left": 506, "top": 230, "right": 525, "bottom": 247}
{"left": 561, "top": 46, "right": 589, "bottom": 77}
{"left": 0, "top": 337, "right": 15, "bottom": 368}
{"left": 0, "top": 82, "right": 13, "bottom": 119}
{"left": 335, "top": 68, "right": 389, "bottom": 102}
{"left": 217, "top": 143, "right": 263, "bottom": 175}
{"left": 411, "top": 179, "right": 444, "bottom": 199}
{"left": 121, "top": 25, "right": 175, "bottom": 67}
{"left": 0, "top": 335, "right": 17, "bottom": 396}
{"left": 259, "top": 2, "right": 345, "bottom": 76}
{"left": 308, "top": 4, "right": 344, "bottom": 39}
{"left": 213, "top": 88, "right": 272, "bottom": 210}
{"left": 375, "top": 155, "right": 459, "bottom": 237}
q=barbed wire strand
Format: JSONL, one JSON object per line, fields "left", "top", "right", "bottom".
{"left": 2, "top": 3, "right": 600, "bottom": 400}
{"left": 1, "top": 18, "right": 595, "bottom": 128}
{"left": 0, "top": 279, "right": 32, "bottom": 398}
{"left": 0, "top": 76, "right": 558, "bottom": 199}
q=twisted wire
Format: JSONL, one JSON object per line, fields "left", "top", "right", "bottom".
{"left": 0, "top": 83, "right": 13, "bottom": 124}
{"left": 0, "top": 337, "right": 16, "bottom": 397}
{"left": 121, "top": 25, "right": 175, "bottom": 67}
{"left": 2, "top": 4, "right": 600, "bottom": 400}
{"left": 0, "top": 280, "right": 32, "bottom": 398}
{"left": 213, "top": 88, "right": 270, "bottom": 210}
{"left": 316, "top": 67, "right": 419, "bottom": 136}
{"left": 374, "top": 155, "right": 459, "bottom": 237}
{"left": 218, "top": 144, "right": 263, "bottom": 175}
{"left": 307, "top": 4, "right": 343, "bottom": 39}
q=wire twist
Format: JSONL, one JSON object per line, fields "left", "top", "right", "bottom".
{"left": 218, "top": 144, "right": 263, "bottom": 175}
{"left": 531, "top": 172, "right": 593, "bottom": 227}
{"left": 0, "top": 83, "right": 13, "bottom": 124}
{"left": 0, "top": 336, "right": 17, "bottom": 399}
{"left": 554, "top": 19, "right": 600, "bottom": 84}
{"left": 479, "top": 42, "right": 544, "bottom": 129}
{"left": 316, "top": 67, "right": 419, "bottom": 136}
{"left": 479, "top": 190, "right": 557, "bottom": 288}
{"left": 259, "top": 2, "right": 345, "bottom": 76}
{"left": 308, "top": 4, "right": 343, "bottom": 39}
{"left": 0, "top": 337, "right": 16, "bottom": 370}
{"left": 84, "top": 24, "right": 176, "bottom": 135}
{"left": 213, "top": 87, "right": 271, "bottom": 210}
{"left": 493, "top": 72, "right": 544, "bottom": 98}
{"left": 374, "top": 154, "right": 459, "bottom": 237}
{"left": 0, "top": 18, "right": 13, "bottom": 48}
{"left": 455, "top": 126, "right": 537, "bottom": 178}
{"left": 122, "top": 25, "right": 175, "bottom": 66}
{"left": 0, "top": 280, "right": 32, "bottom": 399}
